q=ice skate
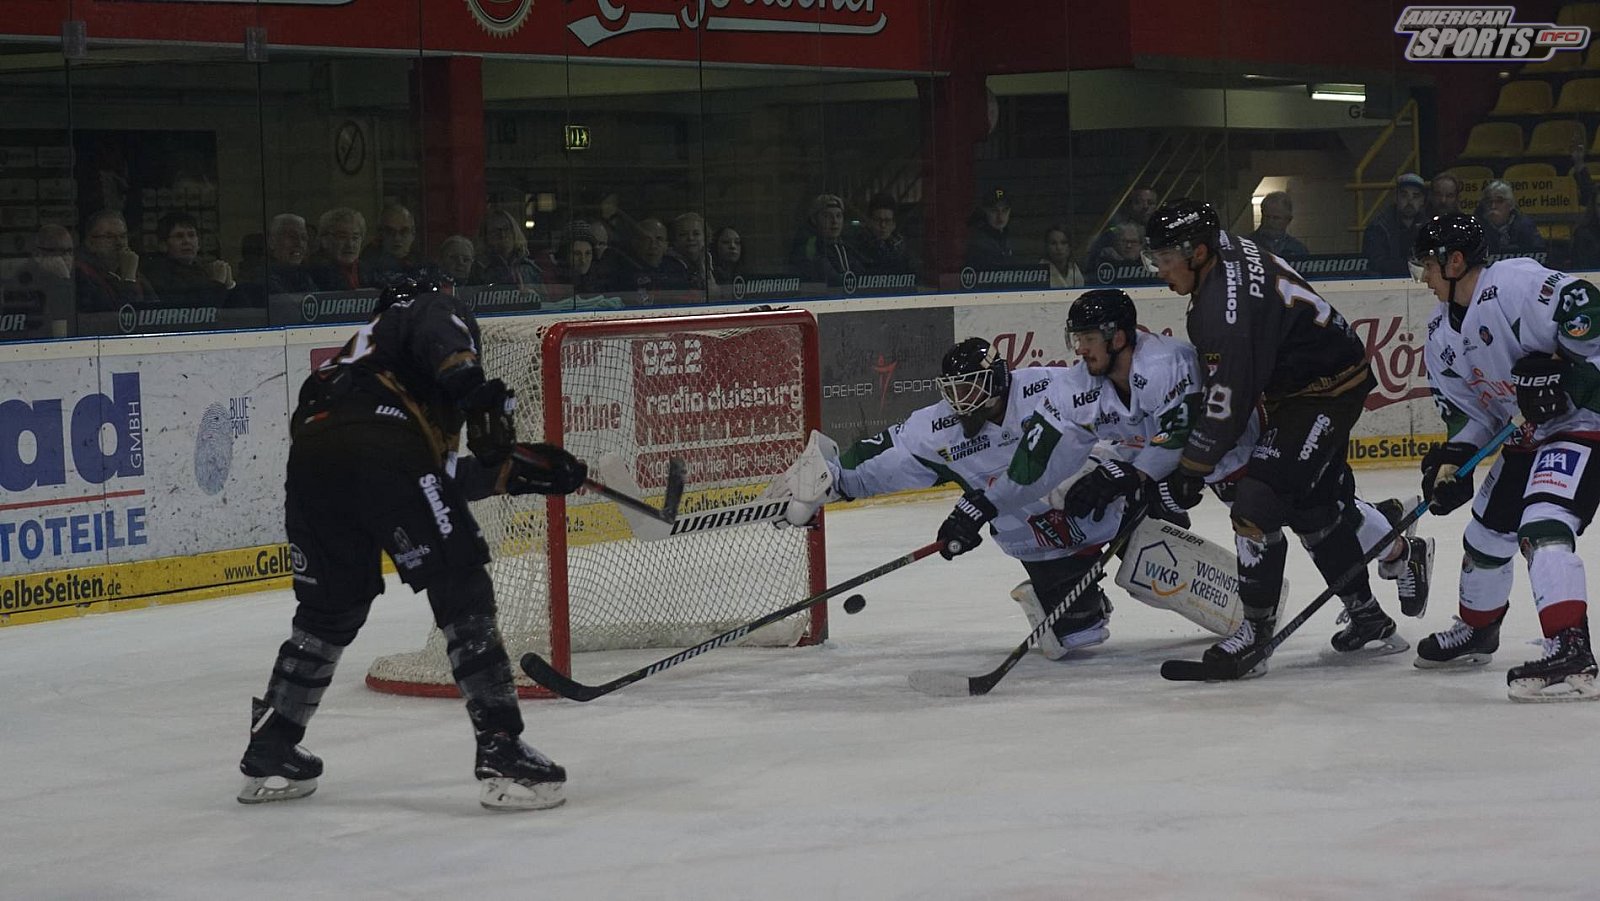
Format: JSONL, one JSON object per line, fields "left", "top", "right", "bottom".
{"left": 238, "top": 698, "right": 322, "bottom": 804}
{"left": 1415, "top": 613, "right": 1502, "bottom": 669}
{"left": 1202, "top": 616, "right": 1274, "bottom": 679}
{"left": 1326, "top": 598, "right": 1409, "bottom": 659}
{"left": 476, "top": 731, "right": 567, "bottom": 810}
{"left": 1377, "top": 536, "right": 1434, "bottom": 618}
{"left": 1507, "top": 625, "right": 1600, "bottom": 703}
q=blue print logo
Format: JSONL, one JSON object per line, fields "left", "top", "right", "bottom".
{"left": 0, "top": 372, "right": 144, "bottom": 491}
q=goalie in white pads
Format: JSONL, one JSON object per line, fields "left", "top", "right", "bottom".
{"left": 1411, "top": 213, "right": 1600, "bottom": 701}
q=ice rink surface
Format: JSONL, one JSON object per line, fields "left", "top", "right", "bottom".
{"left": 5, "top": 467, "right": 1600, "bottom": 900}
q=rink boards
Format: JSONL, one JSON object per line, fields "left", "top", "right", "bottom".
{"left": 0, "top": 277, "right": 1454, "bottom": 624}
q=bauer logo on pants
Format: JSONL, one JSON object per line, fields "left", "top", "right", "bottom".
{"left": 1528, "top": 442, "right": 1590, "bottom": 499}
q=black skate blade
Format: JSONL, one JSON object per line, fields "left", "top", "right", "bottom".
{"left": 519, "top": 652, "right": 603, "bottom": 702}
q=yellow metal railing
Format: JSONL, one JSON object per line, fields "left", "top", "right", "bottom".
{"left": 1093, "top": 132, "right": 1229, "bottom": 242}
{"left": 1346, "top": 99, "right": 1420, "bottom": 232}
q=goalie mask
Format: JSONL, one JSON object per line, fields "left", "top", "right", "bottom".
{"left": 938, "top": 337, "right": 1009, "bottom": 418}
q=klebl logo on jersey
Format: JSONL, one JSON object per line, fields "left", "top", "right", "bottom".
{"left": 1072, "top": 388, "right": 1100, "bottom": 407}
{"left": 1022, "top": 379, "right": 1051, "bottom": 398}
{"left": 1, "top": 372, "right": 145, "bottom": 491}
{"left": 1397, "top": 6, "right": 1591, "bottom": 62}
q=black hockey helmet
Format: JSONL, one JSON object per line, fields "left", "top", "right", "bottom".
{"left": 1410, "top": 212, "right": 1486, "bottom": 278}
{"left": 1142, "top": 199, "right": 1220, "bottom": 272}
{"left": 1067, "top": 289, "right": 1139, "bottom": 348}
{"left": 374, "top": 276, "right": 445, "bottom": 315}
{"left": 938, "top": 337, "right": 1009, "bottom": 416}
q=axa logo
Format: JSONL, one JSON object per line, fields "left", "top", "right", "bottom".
{"left": 1396, "top": 6, "right": 1590, "bottom": 62}
{"left": 1, "top": 372, "right": 144, "bottom": 491}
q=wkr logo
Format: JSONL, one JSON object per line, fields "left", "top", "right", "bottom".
{"left": 1397, "top": 6, "right": 1590, "bottom": 62}
{"left": 0, "top": 372, "right": 145, "bottom": 491}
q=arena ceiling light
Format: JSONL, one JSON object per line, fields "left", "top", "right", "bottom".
{"left": 1310, "top": 83, "right": 1366, "bottom": 102}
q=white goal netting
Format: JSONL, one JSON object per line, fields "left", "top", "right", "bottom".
{"left": 366, "top": 310, "right": 826, "bottom": 697}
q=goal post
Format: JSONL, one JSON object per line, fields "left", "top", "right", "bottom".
{"left": 366, "top": 309, "right": 827, "bottom": 698}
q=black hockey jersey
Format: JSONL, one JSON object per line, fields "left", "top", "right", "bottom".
{"left": 293, "top": 291, "right": 483, "bottom": 463}
{"left": 1181, "top": 230, "right": 1370, "bottom": 471}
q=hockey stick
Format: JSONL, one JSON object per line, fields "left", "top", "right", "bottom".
{"left": 520, "top": 540, "right": 943, "bottom": 701}
{"left": 906, "top": 508, "right": 1150, "bottom": 698}
{"left": 1160, "top": 420, "right": 1519, "bottom": 682}
{"left": 582, "top": 457, "right": 686, "bottom": 525}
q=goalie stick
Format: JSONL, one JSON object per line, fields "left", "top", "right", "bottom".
{"left": 582, "top": 457, "right": 687, "bottom": 525}
{"left": 906, "top": 509, "right": 1149, "bottom": 698}
{"left": 521, "top": 540, "right": 943, "bottom": 701}
{"left": 1160, "top": 420, "right": 1518, "bottom": 682}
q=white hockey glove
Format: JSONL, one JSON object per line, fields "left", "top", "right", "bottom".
{"left": 763, "top": 430, "right": 842, "bottom": 527}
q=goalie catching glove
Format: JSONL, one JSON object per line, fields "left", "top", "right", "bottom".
{"left": 767, "top": 431, "right": 844, "bottom": 527}
{"left": 495, "top": 443, "right": 588, "bottom": 496}
{"left": 938, "top": 490, "right": 997, "bottom": 559}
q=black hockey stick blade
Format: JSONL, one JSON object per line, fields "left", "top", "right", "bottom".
{"left": 1158, "top": 421, "right": 1519, "bottom": 683}
{"left": 520, "top": 540, "right": 944, "bottom": 701}
{"left": 583, "top": 456, "right": 686, "bottom": 524}
{"left": 907, "top": 511, "right": 1147, "bottom": 697}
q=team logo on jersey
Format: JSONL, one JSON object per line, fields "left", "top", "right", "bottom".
{"left": 1566, "top": 314, "right": 1593, "bottom": 339}
{"left": 1477, "top": 285, "right": 1498, "bottom": 303}
{"left": 1204, "top": 353, "right": 1221, "bottom": 377}
{"left": 1529, "top": 442, "right": 1590, "bottom": 499}
{"left": 1479, "top": 326, "right": 1495, "bottom": 346}
{"left": 1132, "top": 373, "right": 1147, "bottom": 390}
{"left": 1396, "top": 6, "right": 1591, "bottom": 62}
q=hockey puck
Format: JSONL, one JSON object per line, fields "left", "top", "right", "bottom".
{"left": 842, "top": 594, "right": 866, "bottom": 615}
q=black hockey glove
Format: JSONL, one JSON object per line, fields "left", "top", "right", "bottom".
{"left": 938, "top": 490, "right": 998, "bottom": 560}
{"left": 1153, "top": 468, "right": 1206, "bottom": 515}
{"left": 1512, "top": 355, "right": 1570, "bottom": 425}
{"left": 1420, "top": 441, "right": 1476, "bottom": 515}
{"left": 499, "top": 443, "right": 588, "bottom": 496}
{"left": 1062, "top": 460, "right": 1143, "bottom": 522}
{"left": 461, "top": 378, "right": 517, "bottom": 467}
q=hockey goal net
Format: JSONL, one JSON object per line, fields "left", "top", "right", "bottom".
{"left": 366, "top": 309, "right": 827, "bottom": 697}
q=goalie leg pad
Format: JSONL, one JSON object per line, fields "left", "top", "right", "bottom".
{"left": 1115, "top": 518, "right": 1288, "bottom": 636}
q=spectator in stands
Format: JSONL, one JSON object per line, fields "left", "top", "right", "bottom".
{"left": 1042, "top": 224, "right": 1084, "bottom": 288}
{"left": 141, "top": 211, "right": 235, "bottom": 306}
{"left": 436, "top": 235, "right": 478, "bottom": 286}
{"left": 1362, "top": 173, "right": 1428, "bottom": 277}
{"left": 1570, "top": 186, "right": 1600, "bottom": 270}
{"left": 1427, "top": 172, "right": 1462, "bottom": 218}
{"left": 613, "top": 218, "right": 692, "bottom": 301}
{"left": 1477, "top": 179, "right": 1546, "bottom": 257}
{"left": 1248, "top": 191, "right": 1310, "bottom": 258}
{"left": 1085, "top": 186, "right": 1159, "bottom": 264}
{"left": 265, "top": 213, "right": 317, "bottom": 295}
{"left": 1095, "top": 222, "right": 1145, "bottom": 265}
{"left": 672, "top": 212, "right": 715, "bottom": 290}
{"left": 711, "top": 226, "right": 743, "bottom": 285}
{"left": 853, "top": 193, "right": 918, "bottom": 275}
{"left": 75, "top": 210, "right": 157, "bottom": 312}
{"left": 2, "top": 223, "right": 77, "bottom": 335}
{"left": 554, "top": 228, "right": 603, "bottom": 294}
{"left": 308, "top": 207, "right": 367, "bottom": 291}
{"left": 964, "top": 187, "right": 1015, "bottom": 269}
{"left": 361, "top": 202, "right": 420, "bottom": 284}
{"left": 476, "top": 209, "right": 543, "bottom": 290}
{"left": 790, "top": 193, "right": 857, "bottom": 286}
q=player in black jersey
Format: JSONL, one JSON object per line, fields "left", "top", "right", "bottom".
{"left": 238, "top": 280, "right": 587, "bottom": 810}
{"left": 1143, "top": 199, "right": 1404, "bottom": 676}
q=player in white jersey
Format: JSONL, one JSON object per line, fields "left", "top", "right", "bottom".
{"left": 1411, "top": 212, "right": 1600, "bottom": 701}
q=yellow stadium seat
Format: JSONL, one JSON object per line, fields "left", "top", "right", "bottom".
{"left": 1490, "top": 80, "right": 1554, "bottom": 115}
{"left": 1559, "top": 3, "right": 1600, "bottom": 32}
{"left": 1460, "top": 122, "right": 1525, "bottom": 158}
{"left": 1540, "top": 222, "right": 1574, "bottom": 242}
{"left": 1527, "top": 119, "right": 1587, "bottom": 155}
{"left": 1526, "top": 50, "right": 1582, "bottom": 72}
{"left": 1557, "top": 78, "right": 1600, "bottom": 112}
{"left": 1504, "top": 162, "right": 1560, "bottom": 181}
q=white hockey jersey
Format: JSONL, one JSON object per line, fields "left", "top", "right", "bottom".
{"left": 1425, "top": 257, "right": 1600, "bottom": 448}
{"left": 832, "top": 333, "right": 1243, "bottom": 561}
